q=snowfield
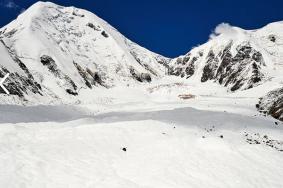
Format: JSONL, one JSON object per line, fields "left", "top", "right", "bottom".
{"left": 0, "top": 1, "right": 283, "bottom": 188}
{"left": 0, "top": 78, "right": 283, "bottom": 188}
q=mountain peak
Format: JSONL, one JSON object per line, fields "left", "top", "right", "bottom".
{"left": 0, "top": 2, "right": 168, "bottom": 104}
{"left": 169, "top": 21, "right": 283, "bottom": 91}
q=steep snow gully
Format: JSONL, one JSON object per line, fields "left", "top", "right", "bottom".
{"left": 0, "top": 2, "right": 283, "bottom": 188}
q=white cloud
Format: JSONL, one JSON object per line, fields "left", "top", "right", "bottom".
{"left": 20, "top": 8, "right": 26, "bottom": 13}
{"left": 210, "top": 23, "right": 237, "bottom": 39}
{"left": 1, "top": 0, "right": 20, "bottom": 9}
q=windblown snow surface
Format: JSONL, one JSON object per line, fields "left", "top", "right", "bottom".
{"left": 1, "top": 79, "right": 283, "bottom": 188}
{"left": 0, "top": 2, "right": 283, "bottom": 188}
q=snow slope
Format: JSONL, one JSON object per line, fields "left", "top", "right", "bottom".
{"left": 0, "top": 104, "right": 282, "bottom": 188}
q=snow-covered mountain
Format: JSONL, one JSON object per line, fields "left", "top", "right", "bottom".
{"left": 0, "top": 1, "right": 169, "bottom": 104}
{"left": 0, "top": 1, "right": 283, "bottom": 121}
{"left": 169, "top": 22, "right": 283, "bottom": 91}
{"left": 169, "top": 22, "right": 283, "bottom": 120}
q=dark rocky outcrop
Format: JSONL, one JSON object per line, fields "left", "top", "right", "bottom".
{"left": 169, "top": 53, "right": 198, "bottom": 78}
{"left": 0, "top": 40, "right": 42, "bottom": 97}
{"left": 86, "top": 68, "right": 104, "bottom": 86}
{"left": 268, "top": 35, "right": 276, "bottom": 43}
{"left": 185, "top": 57, "right": 197, "bottom": 78}
{"left": 201, "top": 50, "right": 218, "bottom": 82}
{"left": 170, "top": 41, "right": 265, "bottom": 91}
{"left": 40, "top": 55, "right": 78, "bottom": 95}
{"left": 73, "top": 62, "right": 105, "bottom": 88}
{"left": 40, "top": 55, "right": 61, "bottom": 77}
{"left": 3, "top": 29, "right": 17, "bottom": 38}
{"left": 101, "top": 31, "right": 109, "bottom": 38}
{"left": 221, "top": 43, "right": 264, "bottom": 91}
{"left": 66, "top": 89, "right": 78, "bottom": 96}
{"left": 257, "top": 87, "right": 283, "bottom": 121}
{"left": 129, "top": 67, "right": 152, "bottom": 83}
{"left": 73, "top": 62, "right": 92, "bottom": 88}
{"left": 72, "top": 11, "right": 84, "bottom": 17}
{"left": 169, "top": 66, "right": 183, "bottom": 77}
{"left": 86, "top": 23, "right": 100, "bottom": 31}
{"left": 0, "top": 67, "right": 42, "bottom": 97}
{"left": 140, "top": 73, "right": 152, "bottom": 82}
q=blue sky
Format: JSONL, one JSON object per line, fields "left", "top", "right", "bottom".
{"left": 0, "top": 0, "right": 283, "bottom": 57}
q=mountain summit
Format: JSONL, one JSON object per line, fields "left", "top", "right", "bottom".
{"left": 0, "top": 1, "right": 168, "bottom": 103}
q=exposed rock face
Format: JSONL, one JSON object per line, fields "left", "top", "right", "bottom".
{"left": 101, "top": 31, "right": 109, "bottom": 38}
{"left": 40, "top": 55, "right": 61, "bottom": 77}
{"left": 257, "top": 88, "right": 283, "bottom": 121}
{"left": 73, "top": 62, "right": 93, "bottom": 89}
{"left": 169, "top": 53, "right": 198, "bottom": 78}
{"left": 268, "top": 35, "right": 276, "bottom": 42}
{"left": 86, "top": 23, "right": 100, "bottom": 31}
{"left": 129, "top": 67, "right": 152, "bottom": 83}
{"left": 169, "top": 41, "right": 265, "bottom": 91}
{"left": 201, "top": 50, "right": 218, "bottom": 82}
{"left": 0, "top": 68, "right": 42, "bottom": 97}
{"left": 40, "top": 55, "right": 78, "bottom": 95}
{"left": 73, "top": 62, "right": 105, "bottom": 88}
{"left": 140, "top": 73, "right": 152, "bottom": 82}
{"left": 0, "top": 40, "right": 42, "bottom": 97}
{"left": 215, "top": 43, "right": 264, "bottom": 91}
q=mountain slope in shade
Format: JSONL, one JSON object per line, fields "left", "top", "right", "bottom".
{"left": 0, "top": 1, "right": 169, "bottom": 104}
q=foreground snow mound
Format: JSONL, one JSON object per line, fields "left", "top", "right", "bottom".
{"left": 169, "top": 22, "right": 283, "bottom": 91}
{"left": 0, "top": 1, "right": 169, "bottom": 104}
{"left": 0, "top": 106, "right": 282, "bottom": 188}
